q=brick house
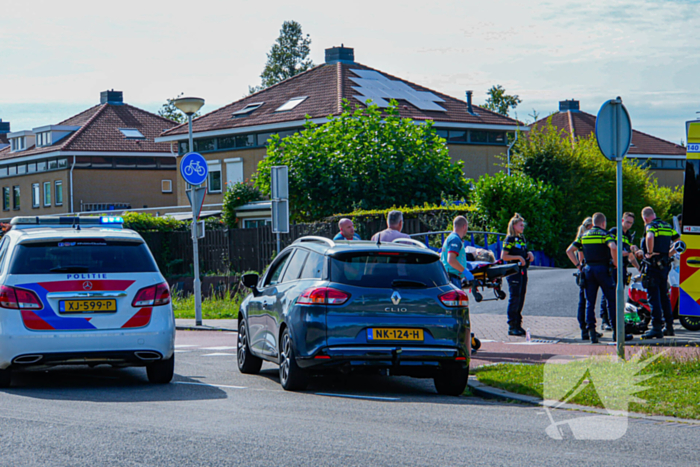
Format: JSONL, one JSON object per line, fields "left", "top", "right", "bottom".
{"left": 156, "top": 46, "right": 525, "bottom": 221}
{"left": 0, "top": 91, "right": 179, "bottom": 218}
{"left": 531, "top": 100, "right": 686, "bottom": 187}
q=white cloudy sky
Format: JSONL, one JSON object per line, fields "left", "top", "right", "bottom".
{"left": 1, "top": 0, "right": 698, "bottom": 144}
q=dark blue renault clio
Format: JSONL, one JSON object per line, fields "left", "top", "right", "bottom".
{"left": 237, "top": 237, "right": 470, "bottom": 395}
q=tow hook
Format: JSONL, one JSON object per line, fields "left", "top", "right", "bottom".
{"left": 391, "top": 348, "right": 403, "bottom": 375}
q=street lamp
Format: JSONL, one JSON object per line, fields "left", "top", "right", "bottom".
{"left": 174, "top": 96, "right": 205, "bottom": 326}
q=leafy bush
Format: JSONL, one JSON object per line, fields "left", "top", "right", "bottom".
{"left": 469, "top": 173, "right": 562, "bottom": 253}
{"left": 255, "top": 99, "right": 470, "bottom": 222}
{"left": 222, "top": 181, "right": 263, "bottom": 228}
{"left": 122, "top": 212, "right": 187, "bottom": 232}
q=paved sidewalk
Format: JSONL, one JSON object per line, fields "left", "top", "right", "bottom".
{"left": 175, "top": 318, "right": 237, "bottom": 331}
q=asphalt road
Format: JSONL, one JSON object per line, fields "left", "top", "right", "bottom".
{"left": 0, "top": 330, "right": 697, "bottom": 467}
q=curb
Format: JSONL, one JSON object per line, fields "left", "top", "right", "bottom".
{"left": 467, "top": 376, "right": 700, "bottom": 426}
{"left": 176, "top": 325, "right": 237, "bottom": 332}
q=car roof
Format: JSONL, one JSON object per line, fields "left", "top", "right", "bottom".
{"left": 291, "top": 237, "right": 438, "bottom": 257}
{"left": 7, "top": 227, "right": 144, "bottom": 243}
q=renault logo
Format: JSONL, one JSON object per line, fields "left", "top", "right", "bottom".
{"left": 391, "top": 291, "right": 401, "bottom": 305}
{"left": 83, "top": 281, "right": 93, "bottom": 291}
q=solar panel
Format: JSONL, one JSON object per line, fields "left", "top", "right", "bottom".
{"left": 349, "top": 69, "right": 446, "bottom": 112}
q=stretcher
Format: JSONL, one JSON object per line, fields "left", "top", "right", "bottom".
{"left": 468, "top": 260, "right": 522, "bottom": 303}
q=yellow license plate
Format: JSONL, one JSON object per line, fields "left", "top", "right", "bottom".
{"left": 368, "top": 328, "right": 424, "bottom": 341}
{"left": 59, "top": 299, "right": 117, "bottom": 313}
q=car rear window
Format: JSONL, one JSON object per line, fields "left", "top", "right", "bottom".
{"left": 10, "top": 240, "right": 159, "bottom": 274}
{"left": 330, "top": 252, "right": 448, "bottom": 288}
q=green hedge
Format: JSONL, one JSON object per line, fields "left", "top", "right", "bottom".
{"left": 329, "top": 203, "right": 475, "bottom": 233}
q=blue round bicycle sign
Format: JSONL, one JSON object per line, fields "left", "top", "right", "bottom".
{"left": 180, "top": 152, "right": 208, "bottom": 186}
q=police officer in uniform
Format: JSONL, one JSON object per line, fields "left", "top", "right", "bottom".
{"left": 501, "top": 213, "right": 534, "bottom": 336}
{"left": 567, "top": 212, "right": 632, "bottom": 343}
{"left": 440, "top": 216, "right": 474, "bottom": 290}
{"left": 638, "top": 207, "right": 680, "bottom": 339}
{"left": 600, "top": 212, "right": 640, "bottom": 330}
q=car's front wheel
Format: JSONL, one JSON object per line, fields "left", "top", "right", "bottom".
{"left": 237, "top": 318, "right": 262, "bottom": 374}
{"left": 147, "top": 356, "right": 174, "bottom": 384}
{"left": 279, "top": 329, "right": 309, "bottom": 391}
{"left": 434, "top": 366, "right": 469, "bottom": 396}
{"left": 0, "top": 368, "right": 11, "bottom": 388}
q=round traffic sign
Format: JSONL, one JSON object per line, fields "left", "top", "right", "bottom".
{"left": 180, "top": 152, "right": 208, "bottom": 186}
{"left": 595, "top": 98, "right": 632, "bottom": 161}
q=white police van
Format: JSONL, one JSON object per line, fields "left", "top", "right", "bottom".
{"left": 0, "top": 216, "right": 175, "bottom": 387}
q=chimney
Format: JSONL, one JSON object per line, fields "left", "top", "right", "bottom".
{"left": 0, "top": 119, "right": 9, "bottom": 134}
{"left": 466, "top": 90, "right": 475, "bottom": 115}
{"left": 100, "top": 90, "right": 124, "bottom": 105}
{"left": 325, "top": 45, "right": 355, "bottom": 65}
{"left": 559, "top": 99, "right": 579, "bottom": 112}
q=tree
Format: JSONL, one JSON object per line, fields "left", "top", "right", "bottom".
{"left": 158, "top": 93, "right": 200, "bottom": 123}
{"left": 249, "top": 21, "right": 313, "bottom": 94}
{"left": 484, "top": 85, "right": 522, "bottom": 117}
{"left": 255, "top": 100, "right": 470, "bottom": 222}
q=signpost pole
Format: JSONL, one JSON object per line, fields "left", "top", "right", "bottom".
{"left": 614, "top": 101, "right": 625, "bottom": 360}
{"left": 188, "top": 114, "right": 203, "bottom": 327}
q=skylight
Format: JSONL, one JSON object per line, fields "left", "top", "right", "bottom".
{"left": 275, "top": 97, "right": 308, "bottom": 112}
{"left": 232, "top": 102, "right": 264, "bottom": 118}
{"left": 119, "top": 128, "right": 145, "bottom": 139}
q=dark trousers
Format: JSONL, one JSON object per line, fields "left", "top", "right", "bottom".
{"left": 600, "top": 266, "right": 625, "bottom": 322}
{"left": 584, "top": 265, "right": 617, "bottom": 331}
{"left": 647, "top": 265, "right": 673, "bottom": 330}
{"left": 506, "top": 269, "right": 528, "bottom": 328}
{"left": 577, "top": 285, "right": 587, "bottom": 331}
{"left": 450, "top": 276, "right": 462, "bottom": 289}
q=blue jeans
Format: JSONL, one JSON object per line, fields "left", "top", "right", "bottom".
{"left": 647, "top": 265, "right": 673, "bottom": 330}
{"left": 506, "top": 269, "right": 528, "bottom": 328}
{"left": 584, "top": 265, "right": 616, "bottom": 331}
{"left": 450, "top": 276, "right": 462, "bottom": 289}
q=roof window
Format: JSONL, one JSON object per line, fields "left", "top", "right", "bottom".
{"left": 275, "top": 97, "right": 307, "bottom": 112}
{"left": 232, "top": 102, "right": 264, "bottom": 118}
{"left": 119, "top": 128, "right": 145, "bottom": 140}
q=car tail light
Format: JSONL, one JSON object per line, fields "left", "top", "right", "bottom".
{"left": 132, "top": 283, "right": 171, "bottom": 307}
{"left": 439, "top": 290, "right": 469, "bottom": 307}
{"left": 0, "top": 285, "right": 42, "bottom": 310}
{"left": 297, "top": 287, "right": 350, "bottom": 306}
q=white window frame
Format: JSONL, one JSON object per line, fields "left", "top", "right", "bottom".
{"left": 43, "top": 181, "right": 51, "bottom": 206}
{"left": 162, "top": 179, "right": 173, "bottom": 193}
{"left": 207, "top": 160, "right": 222, "bottom": 193}
{"left": 224, "top": 157, "right": 244, "bottom": 188}
{"left": 55, "top": 180, "right": 63, "bottom": 206}
{"left": 32, "top": 183, "right": 40, "bottom": 208}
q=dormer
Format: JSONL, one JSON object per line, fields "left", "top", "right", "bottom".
{"left": 31, "top": 125, "right": 81, "bottom": 147}
{"left": 8, "top": 130, "right": 35, "bottom": 153}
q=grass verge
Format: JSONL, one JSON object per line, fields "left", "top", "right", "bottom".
{"left": 472, "top": 348, "right": 700, "bottom": 419}
{"left": 172, "top": 293, "right": 242, "bottom": 320}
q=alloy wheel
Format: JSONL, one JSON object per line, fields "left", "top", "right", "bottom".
{"left": 280, "top": 333, "right": 291, "bottom": 385}
{"left": 237, "top": 325, "right": 247, "bottom": 367}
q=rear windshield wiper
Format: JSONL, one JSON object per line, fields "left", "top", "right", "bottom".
{"left": 50, "top": 266, "right": 89, "bottom": 273}
{"left": 392, "top": 279, "right": 427, "bottom": 289}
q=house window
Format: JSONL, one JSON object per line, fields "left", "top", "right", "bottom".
{"left": 55, "top": 181, "right": 63, "bottom": 206}
{"left": 43, "top": 182, "right": 51, "bottom": 206}
{"left": 208, "top": 163, "right": 222, "bottom": 193}
{"left": 37, "top": 160, "right": 47, "bottom": 171}
{"left": 119, "top": 128, "right": 145, "bottom": 140}
{"left": 225, "top": 159, "right": 244, "bottom": 187}
{"left": 13, "top": 186, "right": 20, "bottom": 210}
{"left": 162, "top": 180, "right": 173, "bottom": 193}
{"left": 32, "top": 183, "right": 40, "bottom": 208}
{"left": 276, "top": 97, "right": 308, "bottom": 112}
{"left": 232, "top": 102, "right": 264, "bottom": 118}
{"left": 2, "top": 187, "right": 9, "bottom": 211}
{"left": 36, "top": 132, "right": 52, "bottom": 147}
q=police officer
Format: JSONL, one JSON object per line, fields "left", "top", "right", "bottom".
{"left": 440, "top": 216, "right": 474, "bottom": 290}
{"left": 638, "top": 207, "right": 680, "bottom": 339}
{"left": 567, "top": 212, "right": 632, "bottom": 343}
{"left": 501, "top": 213, "right": 533, "bottom": 336}
{"left": 600, "top": 211, "right": 640, "bottom": 330}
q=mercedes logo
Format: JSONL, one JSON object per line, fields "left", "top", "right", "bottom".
{"left": 82, "top": 281, "right": 93, "bottom": 291}
{"left": 391, "top": 291, "right": 401, "bottom": 305}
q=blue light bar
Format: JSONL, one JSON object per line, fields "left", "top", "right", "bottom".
{"left": 100, "top": 216, "right": 124, "bottom": 224}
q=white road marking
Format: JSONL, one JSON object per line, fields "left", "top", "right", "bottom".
{"left": 316, "top": 393, "right": 400, "bottom": 401}
{"left": 174, "top": 350, "right": 192, "bottom": 353}
{"left": 173, "top": 381, "right": 247, "bottom": 389}
{"left": 202, "top": 352, "right": 236, "bottom": 356}
{"left": 201, "top": 346, "right": 237, "bottom": 350}
{"left": 174, "top": 345, "right": 199, "bottom": 348}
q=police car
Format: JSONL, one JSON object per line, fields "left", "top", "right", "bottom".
{"left": 0, "top": 216, "right": 175, "bottom": 387}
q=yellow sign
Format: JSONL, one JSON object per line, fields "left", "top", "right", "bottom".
{"left": 687, "top": 121, "right": 700, "bottom": 159}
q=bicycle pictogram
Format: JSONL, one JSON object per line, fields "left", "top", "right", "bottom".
{"left": 184, "top": 160, "right": 206, "bottom": 177}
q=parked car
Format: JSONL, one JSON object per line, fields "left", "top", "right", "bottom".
{"left": 237, "top": 236, "right": 471, "bottom": 395}
{"left": 0, "top": 216, "right": 175, "bottom": 387}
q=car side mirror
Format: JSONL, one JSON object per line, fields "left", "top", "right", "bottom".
{"left": 241, "top": 273, "right": 260, "bottom": 296}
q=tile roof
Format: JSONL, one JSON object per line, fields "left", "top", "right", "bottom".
{"left": 531, "top": 110, "right": 685, "bottom": 156}
{"left": 0, "top": 103, "right": 178, "bottom": 161}
{"left": 160, "top": 62, "right": 522, "bottom": 138}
